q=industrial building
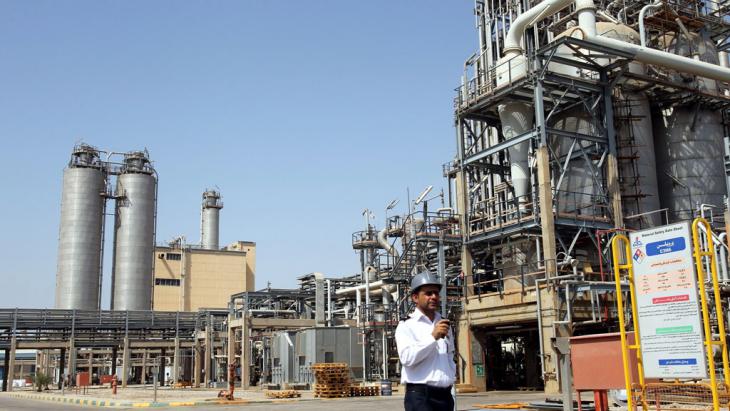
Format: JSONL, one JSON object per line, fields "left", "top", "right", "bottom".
{"left": 447, "top": 0, "right": 730, "bottom": 395}
{"left": 4, "top": 1, "right": 730, "bottom": 407}
{"left": 153, "top": 240, "right": 256, "bottom": 312}
{"left": 153, "top": 185, "right": 257, "bottom": 312}
{"left": 54, "top": 145, "right": 256, "bottom": 314}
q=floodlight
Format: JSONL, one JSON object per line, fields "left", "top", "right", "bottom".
{"left": 414, "top": 186, "right": 433, "bottom": 205}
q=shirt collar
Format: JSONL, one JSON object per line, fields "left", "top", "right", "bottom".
{"left": 412, "top": 307, "right": 440, "bottom": 324}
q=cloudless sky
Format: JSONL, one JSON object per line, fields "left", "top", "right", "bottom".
{"left": 0, "top": 1, "right": 476, "bottom": 309}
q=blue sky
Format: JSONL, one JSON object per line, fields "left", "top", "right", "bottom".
{"left": 0, "top": 1, "right": 476, "bottom": 309}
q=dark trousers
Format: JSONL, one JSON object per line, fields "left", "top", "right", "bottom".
{"left": 404, "top": 383, "right": 454, "bottom": 411}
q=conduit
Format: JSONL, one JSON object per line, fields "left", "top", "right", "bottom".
{"left": 334, "top": 281, "right": 396, "bottom": 296}
{"left": 377, "top": 228, "right": 399, "bottom": 258}
{"left": 501, "top": 0, "right": 730, "bottom": 83}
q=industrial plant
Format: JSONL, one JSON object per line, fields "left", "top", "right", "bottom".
{"left": 3, "top": 0, "right": 730, "bottom": 409}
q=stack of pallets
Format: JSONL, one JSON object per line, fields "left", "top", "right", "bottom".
{"left": 312, "top": 363, "right": 351, "bottom": 398}
{"left": 349, "top": 385, "right": 380, "bottom": 397}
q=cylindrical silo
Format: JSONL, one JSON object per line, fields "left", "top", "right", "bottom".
{"left": 593, "top": 22, "right": 660, "bottom": 227}
{"left": 200, "top": 189, "right": 223, "bottom": 250}
{"left": 653, "top": 32, "right": 726, "bottom": 221}
{"left": 55, "top": 144, "right": 107, "bottom": 310}
{"left": 654, "top": 108, "right": 726, "bottom": 221}
{"left": 111, "top": 151, "right": 157, "bottom": 311}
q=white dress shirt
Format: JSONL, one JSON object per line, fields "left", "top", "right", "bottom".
{"left": 395, "top": 307, "right": 456, "bottom": 388}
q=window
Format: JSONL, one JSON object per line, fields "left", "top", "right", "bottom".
{"left": 155, "top": 278, "right": 180, "bottom": 286}
{"left": 165, "top": 253, "right": 182, "bottom": 261}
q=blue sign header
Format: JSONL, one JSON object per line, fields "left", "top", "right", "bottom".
{"left": 646, "top": 237, "right": 686, "bottom": 256}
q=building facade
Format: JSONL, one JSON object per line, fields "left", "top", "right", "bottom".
{"left": 153, "top": 241, "right": 256, "bottom": 312}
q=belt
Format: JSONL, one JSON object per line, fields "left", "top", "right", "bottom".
{"left": 406, "top": 383, "right": 453, "bottom": 393}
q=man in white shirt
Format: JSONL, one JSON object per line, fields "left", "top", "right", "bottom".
{"left": 395, "top": 271, "right": 456, "bottom": 411}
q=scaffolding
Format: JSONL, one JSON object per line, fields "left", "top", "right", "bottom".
{"left": 452, "top": 0, "right": 730, "bottom": 395}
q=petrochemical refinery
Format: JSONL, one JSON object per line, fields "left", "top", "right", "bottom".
{"left": 4, "top": 1, "right": 730, "bottom": 410}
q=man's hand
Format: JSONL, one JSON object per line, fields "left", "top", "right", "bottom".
{"left": 431, "top": 319, "right": 450, "bottom": 340}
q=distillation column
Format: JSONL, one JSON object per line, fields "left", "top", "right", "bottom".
{"left": 55, "top": 144, "right": 106, "bottom": 310}
{"left": 200, "top": 189, "right": 223, "bottom": 250}
{"left": 111, "top": 151, "right": 157, "bottom": 310}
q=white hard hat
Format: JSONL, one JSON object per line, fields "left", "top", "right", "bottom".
{"left": 410, "top": 271, "right": 442, "bottom": 293}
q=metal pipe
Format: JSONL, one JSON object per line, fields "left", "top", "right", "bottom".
{"left": 597, "top": 10, "right": 619, "bottom": 24}
{"left": 639, "top": 1, "right": 662, "bottom": 47}
{"left": 583, "top": 7, "right": 730, "bottom": 83}
{"left": 535, "top": 277, "right": 548, "bottom": 379}
{"left": 617, "top": 6, "right": 629, "bottom": 23}
{"left": 326, "top": 279, "right": 332, "bottom": 326}
{"left": 502, "top": 0, "right": 574, "bottom": 57}
{"left": 715, "top": 235, "right": 728, "bottom": 282}
{"left": 534, "top": 272, "right": 583, "bottom": 381}
{"left": 247, "top": 309, "right": 297, "bottom": 314}
{"left": 334, "top": 280, "right": 396, "bottom": 296}
{"left": 355, "top": 290, "right": 361, "bottom": 328}
{"left": 377, "top": 228, "right": 399, "bottom": 258}
{"left": 501, "top": 0, "right": 730, "bottom": 84}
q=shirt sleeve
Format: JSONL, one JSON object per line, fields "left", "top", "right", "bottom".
{"left": 395, "top": 321, "right": 438, "bottom": 367}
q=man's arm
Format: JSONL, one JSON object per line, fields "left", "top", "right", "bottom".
{"left": 395, "top": 322, "right": 438, "bottom": 367}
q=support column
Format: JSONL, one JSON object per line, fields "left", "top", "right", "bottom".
{"left": 204, "top": 327, "right": 211, "bottom": 388}
{"left": 46, "top": 349, "right": 52, "bottom": 377}
{"left": 227, "top": 317, "right": 236, "bottom": 387}
{"left": 536, "top": 145, "right": 561, "bottom": 394}
{"left": 554, "top": 338, "right": 573, "bottom": 411}
{"left": 111, "top": 347, "right": 118, "bottom": 377}
{"left": 455, "top": 162, "right": 478, "bottom": 388}
{"left": 193, "top": 340, "right": 201, "bottom": 388}
{"left": 87, "top": 351, "right": 93, "bottom": 383}
{"left": 121, "top": 337, "right": 130, "bottom": 388}
{"left": 241, "top": 317, "right": 250, "bottom": 390}
{"left": 58, "top": 348, "right": 66, "bottom": 388}
{"left": 2, "top": 348, "right": 9, "bottom": 391}
{"left": 7, "top": 337, "right": 17, "bottom": 392}
{"left": 159, "top": 348, "right": 166, "bottom": 386}
{"left": 602, "top": 71, "right": 623, "bottom": 229}
{"left": 607, "top": 156, "right": 623, "bottom": 228}
{"left": 35, "top": 351, "right": 42, "bottom": 381}
{"left": 172, "top": 338, "right": 180, "bottom": 384}
{"left": 68, "top": 338, "right": 76, "bottom": 384}
{"left": 141, "top": 350, "right": 147, "bottom": 385}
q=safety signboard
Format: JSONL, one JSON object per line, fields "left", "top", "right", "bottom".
{"left": 629, "top": 222, "right": 708, "bottom": 379}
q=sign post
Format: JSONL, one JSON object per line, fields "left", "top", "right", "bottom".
{"left": 629, "top": 222, "right": 708, "bottom": 379}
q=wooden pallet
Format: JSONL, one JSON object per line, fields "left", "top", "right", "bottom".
{"left": 314, "top": 385, "right": 350, "bottom": 398}
{"left": 312, "top": 363, "right": 351, "bottom": 398}
{"left": 349, "top": 385, "right": 380, "bottom": 397}
{"left": 265, "top": 390, "right": 302, "bottom": 399}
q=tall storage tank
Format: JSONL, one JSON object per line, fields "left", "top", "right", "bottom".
{"left": 111, "top": 151, "right": 157, "bottom": 310}
{"left": 596, "top": 22, "right": 661, "bottom": 227}
{"left": 549, "top": 108, "right": 601, "bottom": 216}
{"left": 653, "top": 33, "right": 726, "bottom": 221}
{"left": 55, "top": 144, "right": 107, "bottom": 310}
{"left": 200, "top": 189, "right": 223, "bottom": 250}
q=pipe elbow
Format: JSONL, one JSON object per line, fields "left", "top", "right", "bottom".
{"left": 377, "top": 228, "right": 399, "bottom": 258}
{"left": 575, "top": 0, "right": 596, "bottom": 12}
